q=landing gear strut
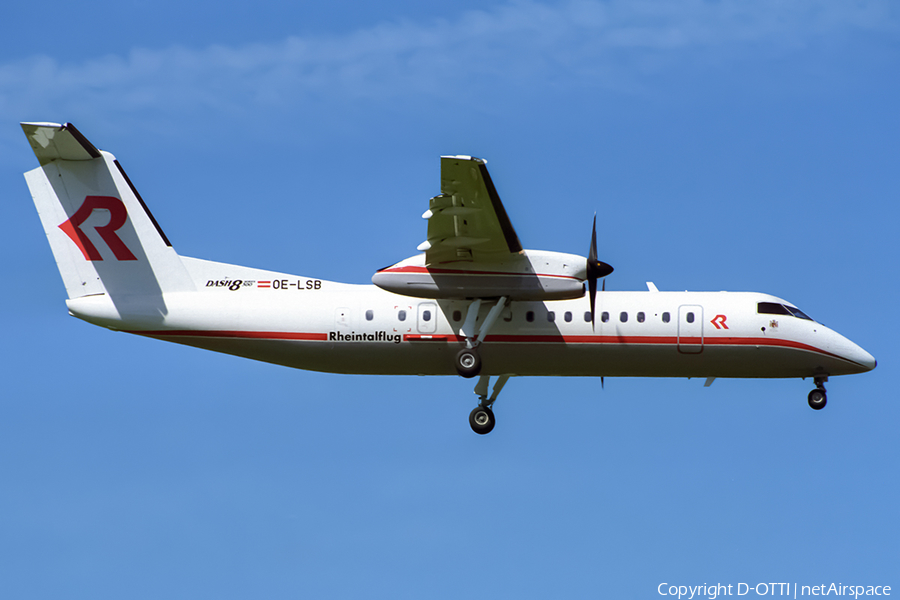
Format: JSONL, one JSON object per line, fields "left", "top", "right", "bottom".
{"left": 808, "top": 376, "right": 827, "bottom": 410}
{"left": 455, "top": 296, "right": 507, "bottom": 378}
{"left": 469, "top": 375, "right": 509, "bottom": 435}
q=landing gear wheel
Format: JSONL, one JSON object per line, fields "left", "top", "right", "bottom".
{"left": 469, "top": 406, "right": 495, "bottom": 435}
{"left": 456, "top": 348, "right": 482, "bottom": 378}
{"left": 808, "top": 388, "right": 827, "bottom": 410}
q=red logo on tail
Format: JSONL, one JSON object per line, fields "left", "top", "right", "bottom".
{"left": 58, "top": 196, "right": 137, "bottom": 261}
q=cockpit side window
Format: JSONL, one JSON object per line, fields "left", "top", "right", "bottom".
{"left": 758, "top": 302, "right": 792, "bottom": 316}
{"left": 757, "top": 302, "right": 814, "bottom": 321}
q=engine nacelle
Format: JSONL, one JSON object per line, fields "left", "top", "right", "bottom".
{"left": 372, "top": 249, "right": 587, "bottom": 300}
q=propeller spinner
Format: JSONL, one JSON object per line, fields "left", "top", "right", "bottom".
{"left": 587, "top": 214, "right": 614, "bottom": 329}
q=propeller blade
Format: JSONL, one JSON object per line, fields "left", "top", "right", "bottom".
{"left": 589, "top": 276, "right": 597, "bottom": 330}
{"left": 586, "top": 214, "right": 613, "bottom": 329}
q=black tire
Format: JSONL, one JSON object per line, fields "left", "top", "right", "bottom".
{"left": 455, "top": 347, "right": 482, "bottom": 378}
{"left": 808, "top": 388, "right": 827, "bottom": 410}
{"left": 469, "top": 406, "right": 495, "bottom": 435}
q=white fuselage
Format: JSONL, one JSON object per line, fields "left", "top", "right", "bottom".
{"left": 65, "top": 260, "right": 875, "bottom": 380}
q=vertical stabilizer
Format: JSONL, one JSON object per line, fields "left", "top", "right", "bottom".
{"left": 22, "top": 122, "right": 194, "bottom": 311}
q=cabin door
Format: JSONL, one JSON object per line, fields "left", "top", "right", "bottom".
{"left": 677, "top": 305, "right": 703, "bottom": 354}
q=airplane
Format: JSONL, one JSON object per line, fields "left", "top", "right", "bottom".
{"left": 21, "top": 122, "right": 876, "bottom": 434}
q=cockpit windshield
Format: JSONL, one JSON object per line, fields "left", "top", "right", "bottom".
{"left": 784, "top": 305, "right": 813, "bottom": 321}
{"left": 757, "top": 302, "right": 814, "bottom": 322}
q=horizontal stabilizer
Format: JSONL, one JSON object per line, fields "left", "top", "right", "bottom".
{"left": 22, "top": 122, "right": 100, "bottom": 165}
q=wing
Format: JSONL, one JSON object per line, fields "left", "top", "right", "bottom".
{"left": 418, "top": 156, "right": 523, "bottom": 265}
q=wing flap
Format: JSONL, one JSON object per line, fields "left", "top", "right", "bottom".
{"left": 422, "top": 156, "right": 523, "bottom": 264}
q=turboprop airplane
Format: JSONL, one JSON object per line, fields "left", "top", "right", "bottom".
{"left": 22, "top": 122, "right": 876, "bottom": 434}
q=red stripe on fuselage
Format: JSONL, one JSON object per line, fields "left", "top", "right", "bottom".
{"left": 132, "top": 330, "right": 328, "bottom": 341}
{"left": 126, "top": 329, "right": 853, "bottom": 366}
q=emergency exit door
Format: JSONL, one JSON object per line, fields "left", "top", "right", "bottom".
{"left": 417, "top": 303, "right": 437, "bottom": 333}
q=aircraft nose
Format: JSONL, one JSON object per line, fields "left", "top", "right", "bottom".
{"left": 822, "top": 327, "right": 876, "bottom": 375}
{"left": 857, "top": 348, "right": 877, "bottom": 372}
{"left": 845, "top": 342, "right": 877, "bottom": 373}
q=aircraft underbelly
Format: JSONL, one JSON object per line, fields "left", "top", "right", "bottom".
{"left": 140, "top": 335, "right": 845, "bottom": 378}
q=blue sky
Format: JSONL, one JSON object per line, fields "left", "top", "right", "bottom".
{"left": 1, "top": 1, "right": 898, "bottom": 598}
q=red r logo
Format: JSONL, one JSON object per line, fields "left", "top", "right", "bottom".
{"left": 710, "top": 314, "right": 729, "bottom": 330}
{"left": 58, "top": 196, "right": 137, "bottom": 261}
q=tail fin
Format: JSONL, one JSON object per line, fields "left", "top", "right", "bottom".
{"left": 22, "top": 122, "right": 194, "bottom": 305}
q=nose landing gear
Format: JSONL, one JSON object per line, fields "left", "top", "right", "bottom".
{"left": 808, "top": 376, "right": 827, "bottom": 410}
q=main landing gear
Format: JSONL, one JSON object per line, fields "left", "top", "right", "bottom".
{"left": 469, "top": 374, "right": 509, "bottom": 434}
{"left": 455, "top": 296, "right": 507, "bottom": 379}
{"left": 456, "top": 348, "right": 481, "bottom": 379}
{"left": 808, "top": 376, "right": 827, "bottom": 410}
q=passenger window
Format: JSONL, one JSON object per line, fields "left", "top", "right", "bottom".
{"left": 620, "top": 312, "right": 628, "bottom": 323}
{"left": 601, "top": 312, "right": 609, "bottom": 323}
{"left": 526, "top": 311, "right": 535, "bottom": 323}
{"left": 662, "top": 312, "right": 670, "bottom": 323}
{"left": 365, "top": 310, "right": 374, "bottom": 321}
{"left": 564, "top": 311, "right": 572, "bottom": 323}
{"left": 547, "top": 311, "right": 555, "bottom": 322}
{"left": 686, "top": 312, "right": 694, "bottom": 323}
{"left": 422, "top": 310, "right": 431, "bottom": 322}
{"left": 398, "top": 310, "right": 407, "bottom": 322}
{"left": 637, "top": 312, "right": 645, "bottom": 323}
{"left": 584, "top": 311, "right": 592, "bottom": 323}
{"left": 452, "top": 310, "right": 462, "bottom": 322}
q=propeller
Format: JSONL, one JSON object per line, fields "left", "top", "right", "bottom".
{"left": 587, "top": 214, "right": 614, "bottom": 330}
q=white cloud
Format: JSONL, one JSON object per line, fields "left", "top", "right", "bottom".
{"left": 0, "top": 0, "right": 895, "bottom": 127}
